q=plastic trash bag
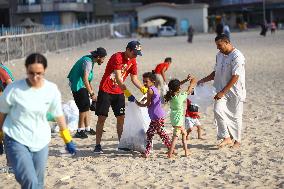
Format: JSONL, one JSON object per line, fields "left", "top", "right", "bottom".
{"left": 161, "top": 84, "right": 169, "bottom": 96}
{"left": 62, "top": 100, "right": 79, "bottom": 132}
{"left": 118, "top": 102, "right": 151, "bottom": 152}
{"left": 50, "top": 100, "right": 79, "bottom": 132}
{"left": 188, "top": 84, "right": 216, "bottom": 113}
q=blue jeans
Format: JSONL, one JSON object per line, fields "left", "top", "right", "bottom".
{"left": 4, "top": 135, "right": 48, "bottom": 189}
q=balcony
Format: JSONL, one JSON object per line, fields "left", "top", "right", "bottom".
{"left": 112, "top": 2, "right": 142, "bottom": 12}
{"left": 17, "top": 2, "right": 93, "bottom": 13}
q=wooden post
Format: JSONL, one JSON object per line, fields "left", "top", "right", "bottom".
{"left": 21, "top": 36, "right": 24, "bottom": 58}
{"left": 6, "top": 37, "right": 9, "bottom": 64}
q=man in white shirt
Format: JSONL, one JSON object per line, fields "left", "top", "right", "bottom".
{"left": 198, "top": 34, "right": 246, "bottom": 149}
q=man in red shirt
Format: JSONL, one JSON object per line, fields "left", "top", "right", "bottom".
{"left": 153, "top": 57, "right": 172, "bottom": 102}
{"left": 94, "top": 41, "right": 147, "bottom": 153}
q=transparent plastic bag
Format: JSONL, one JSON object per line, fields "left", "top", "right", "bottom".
{"left": 161, "top": 84, "right": 169, "bottom": 96}
{"left": 62, "top": 100, "right": 79, "bottom": 132}
{"left": 118, "top": 102, "right": 151, "bottom": 152}
{"left": 188, "top": 84, "right": 216, "bottom": 113}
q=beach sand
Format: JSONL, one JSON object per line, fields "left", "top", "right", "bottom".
{"left": 0, "top": 30, "right": 283, "bottom": 188}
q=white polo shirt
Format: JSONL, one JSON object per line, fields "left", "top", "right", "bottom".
{"left": 0, "top": 79, "right": 63, "bottom": 152}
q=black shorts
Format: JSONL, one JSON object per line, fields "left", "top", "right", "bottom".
{"left": 95, "top": 90, "right": 125, "bottom": 117}
{"left": 72, "top": 88, "right": 90, "bottom": 112}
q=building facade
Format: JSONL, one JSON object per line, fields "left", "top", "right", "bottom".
{"left": 195, "top": 0, "right": 284, "bottom": 29}
{"left": 2, "top": 0, "right": 93, "bottom": 26}
{"left": 136, "top": 3, "right": 208, "bottom": 34}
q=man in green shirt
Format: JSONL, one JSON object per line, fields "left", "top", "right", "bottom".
{"left": 68, "top": 47, "right": 107, "bottom": 139}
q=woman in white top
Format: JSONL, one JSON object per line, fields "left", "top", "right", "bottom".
{"left": 0, "top": 53, "right": 76, "bottom": 189}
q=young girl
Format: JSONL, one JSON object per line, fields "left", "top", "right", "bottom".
{"left": 185, "top": 98, "right": 204, "bottom": 140}
{"left": 164, "top": 75, "right": 196, "bottom": 158}
{"left": 136, "top": 72, "right": 171, "bottom": 158}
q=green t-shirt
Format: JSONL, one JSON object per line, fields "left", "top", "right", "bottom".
{"left": 170, "top": 92, "right": 188, "bottom": 126}
{"left": 67, "top": 55, "right": 95, "bottom": 92}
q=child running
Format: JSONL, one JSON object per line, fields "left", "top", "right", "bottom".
{"left": 136, "top": 72, "right": 171, "bottom": 158}
{"left": 185, "top": 98, "right": 204, "bottom": 140}
{"left": 164, "top": 74, "right": 196, "bottom": 158}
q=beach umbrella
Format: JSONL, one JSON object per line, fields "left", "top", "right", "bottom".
{"left": 140, "top": 18, "right": 167, "bottom": 27}
{"left": 18, "top": 18, "right": 42, "bottom": 27}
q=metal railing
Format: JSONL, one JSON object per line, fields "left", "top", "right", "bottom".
{"left": 0, "top": 22, "right": 130, "bottom": 63}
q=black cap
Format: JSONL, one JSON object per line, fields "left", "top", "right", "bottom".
{"left": 126, "top": 41, "right": 142, "bottom": 56}
{"left": 91, "top": 47, "right": 107, "bottom": 57}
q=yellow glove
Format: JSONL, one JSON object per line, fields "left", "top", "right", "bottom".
{"left": 60, "top": 129, "right": 72, "bottom": 144}
{"left": 140, "top": 86, "right": 148, "bottom": 95}
{"left": 0, "top": 131, "right": 3, "bottom": 142}
{"left": 123, "top": 89, "right": 132, "bottom": 98}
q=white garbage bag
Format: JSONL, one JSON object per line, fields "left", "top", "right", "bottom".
{"left": 62, "top": 100, "right": 79, "bottom": 132}
{"left": 188, "top": 84, "right": 216, "bottom": 113}
{"left": 118, "top": 102, "right": 151, "bottom": 152}
{"left": 161, "top": 84, "right": 169, "bottom": 96}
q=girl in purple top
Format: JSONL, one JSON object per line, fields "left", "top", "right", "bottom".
{"left": 136, "top": 72, "right": 171, "bottom": 158}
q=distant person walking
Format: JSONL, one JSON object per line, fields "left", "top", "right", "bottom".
{"left": 270, "top": 21, "right": 276, "bottom": 34}
{"left": 260, "top": 22, "right": 268, "bottom": 37}
{"left": 223, "top": 24, "right": 231, "bottom": 40}
{"left": 216, "top": 22, "right": 224, "bottom": 36}
{"left": 187, "top": 26, "right": 194, "bottom": 43}
{"left": 198, "top": 34, "right": 246, "bottom": 149}
{"left": 68, "top": 48, "right": 107, "bottom": 139}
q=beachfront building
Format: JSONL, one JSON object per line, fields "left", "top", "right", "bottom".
{"left": 136, "top": 2, "right": 208, "bottom": 34}
{"left": 195, "top": 0, "right": 284, "bottom": 29}
{"left": 4, "top": 0, "right": 93, "bottom": 26}
{"left": 0, "top": 0, "right": 10, "bottom": 27}
{"left": 93, "top": 0, "right": 142, "bottom": 33}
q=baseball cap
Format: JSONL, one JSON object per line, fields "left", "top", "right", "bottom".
{"left": 126, "top": 41, "right": 142, "bottom": 56}
{"left": 90, "top": 47, "right": 107, "bottom": 57}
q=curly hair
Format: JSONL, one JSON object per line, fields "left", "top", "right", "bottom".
{"left": 142, "top": 72, "right": 156, "bottom": 82}
{"left": 164, "top": 79, "right": 181, "bottom": 102}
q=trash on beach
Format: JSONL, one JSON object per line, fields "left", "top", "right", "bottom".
{"left": 118, "top": 102, "right": 150, "bottom": 153}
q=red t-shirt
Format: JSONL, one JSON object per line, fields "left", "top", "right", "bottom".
{"left": 154, "top": 62, "right": 170, "bottom": 74}
{"left": 185, "top": 99, "right": 200, "bottom": 118}
{"left": 0, "top": 67, "right": 11, "bottom": 87}
{"left": 99, "top": 52, "right": 137, "bottom": 94}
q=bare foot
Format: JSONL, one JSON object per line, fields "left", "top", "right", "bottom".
{"left": 168, "top": 153, "right": 173, "bottom": 158}
{"left": 184, "top": 150, "right": 191, "bottom": 157}
{"left": 198, "top": 137, "right": 206, "bottom": 140}
{"left": 141, "top": 153, "right": 149, "bottom": 158}
{"left": 217, "top": 138, "right": 233, "bottom": 148}
{"left": 230, "top": 141, "right": 241, "bottom": 149}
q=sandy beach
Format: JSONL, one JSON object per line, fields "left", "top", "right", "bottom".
{"left": 0, "top": 30, "right": 283, "bottom": 189}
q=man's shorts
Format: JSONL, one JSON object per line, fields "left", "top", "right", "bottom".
{"left": 72, "top": 88, "right": 90, "bottom": 112}
{"left": 95, "top": 90, "right": 125, "bottom": 117}
{"left": 185, "top": 117, "right": 201, "bottom": 130}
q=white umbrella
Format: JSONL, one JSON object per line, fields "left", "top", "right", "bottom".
{"left": 18, "top": 18, "right": 42, "bottom": 27}
{"left": 140, "top": 18, "right": 166, "bottom": 27}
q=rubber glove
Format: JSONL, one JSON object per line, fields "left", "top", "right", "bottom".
{"left": 60, "top": 129, "right": 76, "bottom": 155}
{"left": 124, "top": 89, "right": 136, "bottom": 102}
{"left": 140, "top": 86, "right": 148, "bottom": 95}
